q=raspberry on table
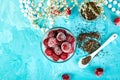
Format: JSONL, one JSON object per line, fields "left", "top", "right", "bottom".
{"left": 114, "top": 17, "right": 120, "bottom": 26}
{"left": 95, "top": 68, "right": 104, "bottom": 76}
{"left": 66, "top": 7, "right": 71, "bottom": 16}
{"left": 62, "top": 74, "right": 70, "bottom": 80}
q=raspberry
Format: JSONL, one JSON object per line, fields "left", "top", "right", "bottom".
{"left": 56, "top": 32, "right": 66, "bottom": 41}
{"left": 68, "top": 47, "right": 74, "bottom": 54}
{"left": 51, "top": 9, "right": 60, "bottom": 16}
{"left": 54, "top": 46, "right": 62, "bottom": 55}
{"left": 51, "top": 53, "right": 59, "bottom": 61}
{"left": 43, "top": 38, "right": 49, "bottom": 47}
{"left": 48, "top": 30, "right": 57, "bottom": 38}
{"left": 61, "top": 42, "right": 72, "bottom": 53}
{"left": 60, "top": 53, "right": 68, "bottom": 60}
{"left": 48, "top": 37, "right": 58, "bottom": 47}
{"left": 95, "top": 68, "right": 104, "bottom": 76}
{"left": 62, "top": 74, "right": 70, "bottom": 80}
{"left": 45, "top": 48, "right": 54, "bottom": 56}
{"left": 68, "top": 43, "right": 75, "bottom": 54}
{"left": 57, "top": 29, "right": 66, "bottom": 34}
{"left": 66, "top": 34, "right": 75, "bottom": 43}
{"left": 66, "top": 7, "right": 71, "bottom": 16}
{"left": 114, "top": 17, "right": 120, "bottom": 26}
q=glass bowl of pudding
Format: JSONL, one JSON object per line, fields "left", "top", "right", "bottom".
{"left": 79, "top": 1, "right": 104, "bottom": 21}
{"left": 41, "top": 27, "right": 76, "bottom": 62}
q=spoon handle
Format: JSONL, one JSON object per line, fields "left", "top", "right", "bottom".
{"left": 91, "top": 34, "right": 118, "bottom": 57}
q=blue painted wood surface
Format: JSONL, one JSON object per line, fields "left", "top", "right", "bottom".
{"left": 0, "top": 0, "right": 120, "bottom": 80}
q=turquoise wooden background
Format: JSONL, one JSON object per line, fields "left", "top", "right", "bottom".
{"left": 0, "top": 0, "right": 120, "bottom": 80}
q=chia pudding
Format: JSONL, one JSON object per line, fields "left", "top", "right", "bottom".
{"left": 80, "top": 2, "right": 102, "bottom": 21}
{"left": 78, "top": 32, "right": 101, "bottom": 54}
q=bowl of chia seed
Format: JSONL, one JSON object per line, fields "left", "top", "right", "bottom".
{"left": 79, "top": 1, "right": 103, "bottom": 21}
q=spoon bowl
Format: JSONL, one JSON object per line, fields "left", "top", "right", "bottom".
{"left": 78, "top": 33, "right": 118, "bottom": 68}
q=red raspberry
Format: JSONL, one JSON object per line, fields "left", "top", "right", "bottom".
{"left": 48, "top": 30, "right": 57, "bottom": 38}
{"left": 56, "top": 32, "right": 66, "bottom": 41}
{"left": 66, "top": 7, "right": 71, "bottom": 16}
{"left": 51, "top": 9, "right": 60, "bottom": 16}
{"left": 51, "top": 53, "right": 59, "bottom": 61}
{"left": 54, "top": 45, "right": 62, "bottom": 55}
{"left": 114, "top": 17, "right": 120, "bottom": 26}
{"left": 68, "top": 43, "right": 75, "bottom": 54}
{"left": 60, "top": 53, "right": 68, "bottom": 60}
{"left": 43, "top": 38, "right": 49, "bottom": 47}
{"left": 48, "top": 37, "right": 58, "bottom": 47}
{"left": 45, "top": 48, "right": 54, "bottom": 56}
{"left": 62, "top": 74, "right": 70, "bottom": 80}
{"left": 68, "top": 47, "right": 74, "bottom": 54}
{"left": 61, "top": 42, "right": 72, "bottom": 53}
{"left": 57, "top": 29, "right": 66, "bottom": 34}
{"left": 95, "top": 68, "right": 104, "bottom": 76}
{"left": 66, "top": 34, "right": 75, "bottom": 43}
